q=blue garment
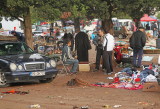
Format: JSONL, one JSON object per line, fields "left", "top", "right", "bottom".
{"left": 133, "top": 49, "right": 143, "bottom": 67}
{"left": 91, "top": 34, "right": 96, "bottom": 40}
{"left": 62, "top": 45, "right": 79, "bottom": 73}
{"left": 121, "top": 67, "right": 136, "bottom": 76}
{"left": 139, "top": 68, "right": 154, "bottom": 82}
{"left": 11, "top": 31, "right": 25, "bottom": 42}
{"left": 65, "top": 59, "right": 79, "bottom": 73}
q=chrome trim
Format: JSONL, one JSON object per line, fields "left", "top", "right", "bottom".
{"left": 24, "top": 62, "right": 45, "bottom": 71}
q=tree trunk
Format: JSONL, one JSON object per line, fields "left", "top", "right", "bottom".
{"left": 102, "top": 19, "right": 114, "bottom": 35}
{"left": 24, "top": 7, "right": 33, "bottom": 49}
{"left": 74, "top": 17, "right": 80, "bottom": 33}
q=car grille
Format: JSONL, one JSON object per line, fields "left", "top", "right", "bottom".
{"left": 24, "top": 63, "right": 45, "bottom": 71}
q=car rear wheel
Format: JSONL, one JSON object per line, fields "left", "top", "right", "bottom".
{"left": 0, "top": 72, "right": 9, "bottom": 87}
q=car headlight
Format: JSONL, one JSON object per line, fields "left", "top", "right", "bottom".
{"left": 49, "top": 60, "right": 56, "bottom": 67}
{"left": 18, "top": 65, "right": 23, "bottom": 70}
{"left": 10, "top": 63, "right": 17, "bottom": 71}
{"left": 46, "top": 62, "right": 51, "bottom": 68}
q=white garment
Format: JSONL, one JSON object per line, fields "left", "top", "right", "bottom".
{"left": 103, "top": 33, "right": 115, "bottom": 51}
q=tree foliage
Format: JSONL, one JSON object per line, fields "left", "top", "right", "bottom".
{"left": 157, "top": 12, "right": 160, "bottom": 19}
{"left": 0, "top": 0, "right": 49, "bottom": 48}
{"left": 1, "top": 0, "right": 160, "bottom": 39}
{"left": 83, "top": 0, "right": 160, "bottom": 32}
{"left": 31, "top": 0, "right": 66, "bottom": 23}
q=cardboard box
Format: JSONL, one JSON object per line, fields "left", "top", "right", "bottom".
{"left": 142, "top": 82, "right": 160, "bottom": 92}
{"left": 79, "top": 62, "right": 90, "bottom": 71}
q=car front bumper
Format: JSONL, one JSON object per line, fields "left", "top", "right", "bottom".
{"left": 5, "top": 68, "right": 58, "bottom": 83}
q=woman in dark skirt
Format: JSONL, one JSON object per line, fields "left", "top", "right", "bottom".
{"left": 75, "top": 32, "right": 91, "bottom": 62}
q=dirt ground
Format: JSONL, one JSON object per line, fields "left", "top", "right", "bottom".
{"left": 0, "top": 39, "right": 160, "bottom": 109}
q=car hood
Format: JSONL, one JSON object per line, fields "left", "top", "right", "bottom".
{"left": 1, "top": 53, "right": 46, "bottom": 63}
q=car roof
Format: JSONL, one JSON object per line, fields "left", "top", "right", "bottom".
{"left": 0, "top": 41, "right": 21, "bottom": 44}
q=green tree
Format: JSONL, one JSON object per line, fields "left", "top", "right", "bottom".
{"left": 157, "top": 13, "right": 160, "bottom": 19}
{"left": 1, "top": 0, "right": 33, "bottom": 48}
{"left": 70, "top": 0, "right": 88, "bottom": 32}
{"left": 120, "top": 0, "right": 160, "bottom": 27}
{"left": 85, "top": 0, "right": 121, "bottom": 34}
{"left": 31, "top": 1, "right": 62, "bottom": 24}
{"left": 52, "top": 0, "right": 88, "bottom": 32}
{"left": 85, "top": 0, "right": 160, "bottom": 33}
{"left": 0, "top": 0, "right": 55, "bottom": 49}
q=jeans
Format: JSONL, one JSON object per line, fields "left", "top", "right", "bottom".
{"left": 103, "top": 51, "right": 113, "bottom": 73}
{"left": 133, "top": 49, "right": 143, "bottom": 67}
{"left": 65, "top": 59, "right": 79, "bottom": 73}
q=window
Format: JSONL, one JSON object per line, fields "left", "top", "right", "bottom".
{"left": 0, "top": 42, "right": 34, "bottom": 56}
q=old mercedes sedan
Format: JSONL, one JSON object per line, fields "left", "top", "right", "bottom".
{"left": 0, "top": 41, "right": 58, "bottom": 87}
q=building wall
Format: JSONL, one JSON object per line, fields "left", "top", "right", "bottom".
{"left": 0, "top": 17, "right": 23, "bottom": 32}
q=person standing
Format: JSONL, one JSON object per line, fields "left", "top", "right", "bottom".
{"left": 129, "top": 27, "right": 146, "bottom": 68}
{"left": 75, "top": 32, "right": 91, "bottom": 62}
{"left": 93, "top": 31, "right": 105, "bottom": 71}
{"left": 145, "top": 23, "right": 150, "bottom": 30}
{"left": 151, "top": 22, "right": 158, "bottom": 37}
{"left": 102, "top": 29, "right": 115, "bottom": 75}
{"left": 91, "top": 31, "right": 97, "bottom": 41}
{"left": 131, "top": 22, "right": 137, "bottom": 32}
{"left": 49, "top": 27, "right": 54, "bottom": 36}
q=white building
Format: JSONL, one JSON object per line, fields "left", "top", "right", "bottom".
{"left": 0, "top": 17, "right": 23, "bottom": 33}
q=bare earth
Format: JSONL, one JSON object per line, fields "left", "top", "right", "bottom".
{"left": 0, "top": 41, "right": 160, "bottom": 109}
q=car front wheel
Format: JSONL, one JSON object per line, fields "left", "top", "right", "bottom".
{"left": 0, "top": 72, "right": 9, "bottom": 87}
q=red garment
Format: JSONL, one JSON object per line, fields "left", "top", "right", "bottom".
{"left": 114, "top": 46, "right": 122, "bottom": 64}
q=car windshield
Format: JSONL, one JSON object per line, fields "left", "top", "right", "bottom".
{"left": 0, "top": 42, "right": 34, "bottom": 56}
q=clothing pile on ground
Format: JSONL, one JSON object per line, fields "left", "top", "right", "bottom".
{"left": 93, "top": 64, "right": 160, "bottom": 90}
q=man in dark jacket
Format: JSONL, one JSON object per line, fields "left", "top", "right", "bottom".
{"left": 129, "top": 27, "right": 146, "bottom": 68}
{"left": 11, "top": 31, "right": 25, "bottom": 42}
{"left": 93, "top": 32, "right": 105, "bottom": 72}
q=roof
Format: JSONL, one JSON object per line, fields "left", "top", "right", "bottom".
{"left": 140, "top": 14, "right": 157, "bottom": 22}
{"left": 0, "top": 41, "right": 20, "bottom": 44}
{"left": 0, "top": 35, "right": 18, "bottom": 41}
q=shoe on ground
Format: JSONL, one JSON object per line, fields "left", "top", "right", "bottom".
{"left": 102, "top": 69, "right": 106, "bottom": 72}
{"left": 70, "top": 72, "right": 77, "bottom": 75}
{"left": 93, "top": 69, "right": 99, "bottom": 72}
{"left": 107, "top": 72, "right": 112, "bottom": 75}
{"left": 104, "top": 71, "right": 113, "bottom": 75}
